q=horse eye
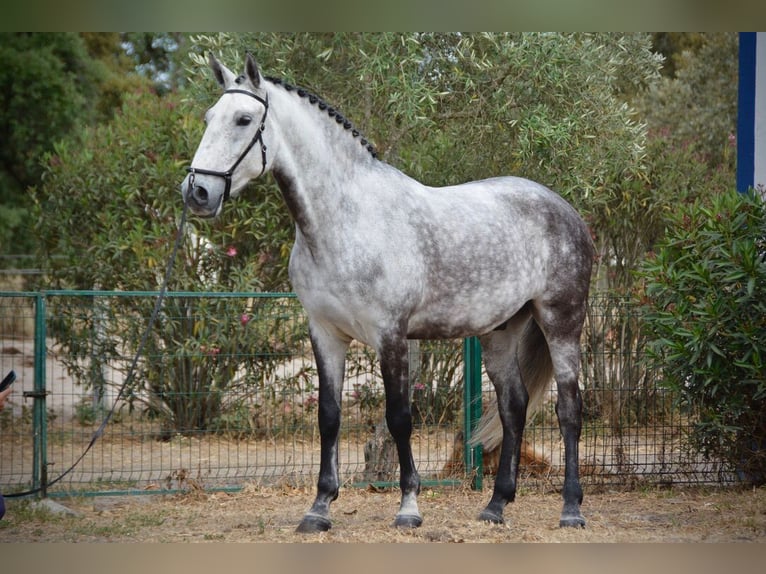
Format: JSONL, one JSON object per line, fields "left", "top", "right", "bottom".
{"left": 236, "top": 115, "right": 253, "bottom": 127}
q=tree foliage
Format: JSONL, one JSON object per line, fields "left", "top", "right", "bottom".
{"left": 0, "top": 33, "right": 146, "bottom": 259}
{"left": 640, "top": 32, "right": 738, "bottom": 171}
{"left": 121, "top": 32, "right": 189, "bottom": 93}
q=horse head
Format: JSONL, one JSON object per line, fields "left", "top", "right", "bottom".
{"left": 182, "top": 53, "right": 271, "bottom": 218}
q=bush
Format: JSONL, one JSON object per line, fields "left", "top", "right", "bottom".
{"left": 637, "top": 190, "right": 766, "bottom": 483}
{"left": 31, "top": 88, "right": 299, "bottom": 434}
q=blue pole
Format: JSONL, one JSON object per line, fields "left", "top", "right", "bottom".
{"left": 737, "top": 32, "right": 757, "bottom": 193}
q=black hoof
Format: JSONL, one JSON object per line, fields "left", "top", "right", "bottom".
{"left": 478, "top": 508, "right": 505, "bottom": 524}
{"left": 296, "top": 514, "right": 332, "bottom": 533}
{"left": 394, "top": 514, "right": 423, "bottom": 528}
{"left": 559, "top": 514, "right": 586, "bottom": 528}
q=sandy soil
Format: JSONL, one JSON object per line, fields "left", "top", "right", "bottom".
{"left": 2, "top": 483, "right": 764, "bottom": 543}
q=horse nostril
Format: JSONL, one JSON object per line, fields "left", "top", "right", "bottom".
{"left": 192, "top": 185, "right": 209, "bottom": 205}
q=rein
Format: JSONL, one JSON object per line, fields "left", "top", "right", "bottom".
{"left": 7, "top": 201, "right": 188, "bottom": 499}
{"left": 186, "top": 89, "right": 269, "bottom": 203}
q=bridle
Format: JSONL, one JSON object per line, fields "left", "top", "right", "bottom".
{"left": 186, "top": 89, "right": 269, "bottom": 204}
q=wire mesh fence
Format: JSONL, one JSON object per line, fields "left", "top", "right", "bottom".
{"left": 0, "top": 291, "right": 737, "bottom": 498}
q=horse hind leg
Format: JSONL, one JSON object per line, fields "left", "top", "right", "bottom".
{"left": 476, "top": 313, "right": 547, "bottom": 524}
{"left": 534, "top": 300, "right": 587, "bottom": 528}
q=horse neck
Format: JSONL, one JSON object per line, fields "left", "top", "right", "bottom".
{"left": 267, "top": 85, "right": 378, "bottom": 247}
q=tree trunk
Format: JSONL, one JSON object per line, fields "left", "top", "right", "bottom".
{"left": 362, "top": 416, "right": 398, "bottom": 482}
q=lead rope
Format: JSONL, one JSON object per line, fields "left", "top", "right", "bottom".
{"left": 7, "top": 200, "right": 188, "bottom": 498}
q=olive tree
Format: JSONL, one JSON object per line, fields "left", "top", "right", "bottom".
{"left": 185, "top": 33, "right": 671, "bottom": 429}
{"left": 187, "top": 33, "right": 668, "bottom": 292}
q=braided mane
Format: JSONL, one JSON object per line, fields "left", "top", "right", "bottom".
{"left": 263, "top": 76, "right": 379, "bottom": 159}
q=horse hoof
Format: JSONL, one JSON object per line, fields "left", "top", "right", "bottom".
{"left": 394, "top": 514, "right": 423, "bottom": 528}
{"left": 296, "top": 514, "right": 332, "bottom": 533}
{"left": 478, "top": 508, "right": 505, "bottom": 524}
{"left": 559, "top": 514, "right": 586, "bottom": 528}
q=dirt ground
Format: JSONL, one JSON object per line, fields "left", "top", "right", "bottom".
{"left": 2, "top": 483, "right": 764, "bottom": 543}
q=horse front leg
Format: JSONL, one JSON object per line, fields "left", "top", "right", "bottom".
{"left": 379, "top": 331, "right": 422, "bottom": 528}
{"left": 296, "top": 323, "right": 350, "bottom": 533}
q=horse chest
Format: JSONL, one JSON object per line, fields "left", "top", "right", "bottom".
{"left": 287, "top": 234, "right": 420, "bottom": 340}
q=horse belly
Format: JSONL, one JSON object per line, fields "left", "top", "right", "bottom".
{"left": 406, "top": 267, "right": 538, "bottom": 340}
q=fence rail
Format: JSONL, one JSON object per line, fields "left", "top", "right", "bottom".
{"left": 0, "top": 291, "right": 736, "bottom": 498}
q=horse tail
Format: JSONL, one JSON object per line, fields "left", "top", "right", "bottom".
{"left": 468, "top": 318, "right": 554, "bottom": 452}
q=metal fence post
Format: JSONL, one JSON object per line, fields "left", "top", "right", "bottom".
{"left": 463, "top": 336, "right": 483, "bottom": 490}
{"left": 31, "top": 293, "right": 48, "bottom": 496}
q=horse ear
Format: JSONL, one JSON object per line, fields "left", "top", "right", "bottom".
{"left": 208, "top": 52, "right": 236, "bottom": 89}
{"left": 244, "top": 52, "right": 262, "bottom": 88}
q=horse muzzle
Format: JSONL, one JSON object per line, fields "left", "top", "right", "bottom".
{"left": 182, "top": 172, "right": 225, "bottom": 218}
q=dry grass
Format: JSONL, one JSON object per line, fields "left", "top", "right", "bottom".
{"left": 2, "top": 483, "right": 764, "bottom": 543}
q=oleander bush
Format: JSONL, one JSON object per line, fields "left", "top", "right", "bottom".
{"left": 638, "top": 190, "right": 766, "bottom": 484}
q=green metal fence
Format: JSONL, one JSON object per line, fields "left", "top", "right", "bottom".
{"left": 0, "top": 291, "right": 737, "bottom": 498}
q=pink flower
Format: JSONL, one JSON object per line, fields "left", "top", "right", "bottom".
{"left": 240, "top": 313, "right": 251, "bottom": 326}
{"left": 226, "top": 245, "right": 238, "bottom": 257}
{"left": 414, "top": 382, "right": 426, "bottom": 391}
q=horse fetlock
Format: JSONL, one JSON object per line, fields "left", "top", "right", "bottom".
{"left": 316, "top": 477, "right": 339, "bottom": 501}
{"left": 491, "top": 480, "right": 517, "bottom": 504}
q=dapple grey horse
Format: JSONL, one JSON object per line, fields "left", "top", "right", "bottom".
{"left": 182, "top": 53, "right": 594, "bottom": 533}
